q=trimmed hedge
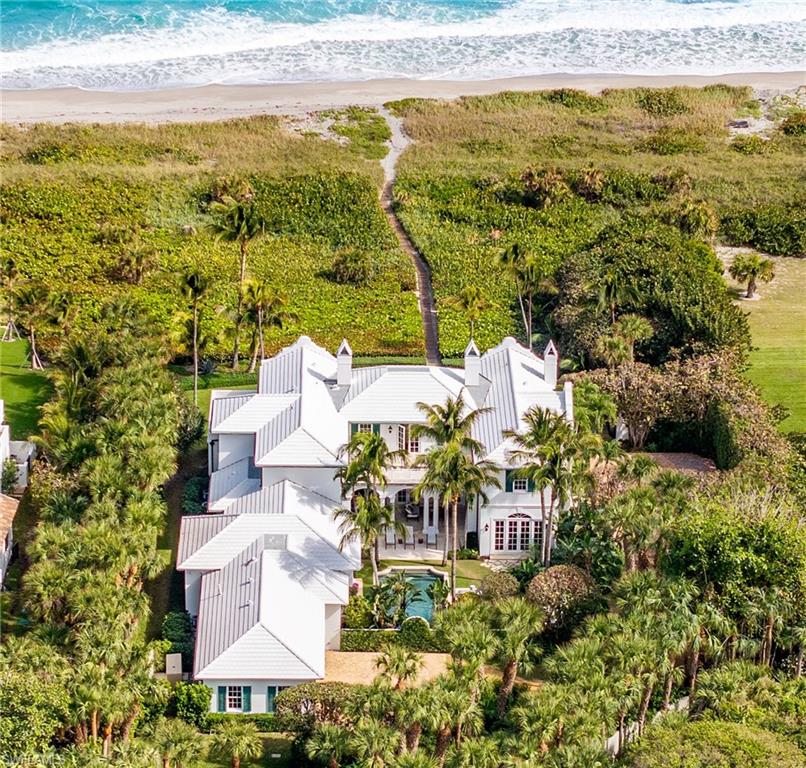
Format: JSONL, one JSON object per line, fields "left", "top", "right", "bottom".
{"left": 206, "top": 712, "right": 277, "bottom": 732}
{"left": 341, "top": 616, "right": 447, "bottom": 652}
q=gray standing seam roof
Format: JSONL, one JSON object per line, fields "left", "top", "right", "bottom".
{"left": 177, "top": 514, "right": 236, "bottom": 565}
{"left": 255, "top": 400, "right": 301, "bottom": 460}
{"left": 194, "top": 537, "right": 263, "bottom": 676}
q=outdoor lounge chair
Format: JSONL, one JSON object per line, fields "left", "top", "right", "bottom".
{"left": 404, "top": 525, "right": 415, "bottom": 548}
{"left": 385, "top": 527, "right": 396, "bottom": 548}
{"left": 426, "top": 528, "right": 437, "bottom": 547}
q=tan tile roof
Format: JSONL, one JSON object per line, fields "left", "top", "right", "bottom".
{"left": 0, "top": 494, "right": 19, "bottom": 540}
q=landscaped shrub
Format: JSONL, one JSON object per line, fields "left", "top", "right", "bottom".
{"left": 174, "top": 681, "right": 211, "bottom": 730}
{"left": 161, "top": 611, "right": 195, "bottom": 669}
{"left": 182, "top": 476, "right": 208, "bottom": 516}
{"left": 450, "top": 547, "right": 479, "bottom": 560}
{"left": 341, "top": 624, "right": 447, "bottom": 653}
{"left": 624, "top": 719, "right": 805, "bottom": 768}
{"left": 479, "top": 571, "right": 520, "bottom": 601}
{"left": 206, "top": 713, "right": 276, "bottom": 732}
{"left": 274, "top": 682, "right": 358, "bottom": 732}
{"left": 780, "top": 110, "right": 806, "bottom": 136}
{"left": 175, "top": 396, "right": 204, "bottom": 451}
{"left": 342, "top": 594, "right": 373, "bottom": 629}
{"left": 331, "top": 247, "right": 374, "bottom": 285}
{"left": 398, "top": 616, "right": 434, "bottom": 650}
{"left": 340, "top": 629, "right": 393, "bottom": 652}
{"left": 525, "top": 565, "right": 598, "bottom": 635}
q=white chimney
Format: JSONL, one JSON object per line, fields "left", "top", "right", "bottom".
{"left": 563, "top": 380, "right": 574, "bottom": 424}
{"left": 464, "top": 339, "right": 481, "bottom": 387}
{"left": 337, "top": 339, "right": 353, "bottom": 386}
{"left": 543, "top": 340, "right": 558, "bottom": 389}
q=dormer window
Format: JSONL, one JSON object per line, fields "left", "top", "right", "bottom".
{"left": 512, "top": 478, "right": 528, "bottom": 492}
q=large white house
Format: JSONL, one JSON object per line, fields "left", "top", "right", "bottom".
{"left": 177, "top": 335, "right": 572, "bottom": 714}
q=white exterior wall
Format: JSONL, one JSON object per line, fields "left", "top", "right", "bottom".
{"left": 324, "top": 604, "right": 342, "bottom": 650}
{"left": 261, "top": 466, "right": 340, "bottom": 500}
{"left": 217, "top": 434, "right": 254, "bottom": 471}
{"left": 184, "top": 571, "right": 202, "bottom": 617}
{"left": 203, "top": 679, "right": 302, "bottom": 714}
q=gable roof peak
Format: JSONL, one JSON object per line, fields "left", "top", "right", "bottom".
{"left": 464, "top": 339, "right": 480, "bottom": 357}
{"left": 337, "top": 339, "right": 353, "bottom": 357}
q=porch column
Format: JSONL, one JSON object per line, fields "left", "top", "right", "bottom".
{"left": 433, "top": 496, "right": 439, "bottom": 535}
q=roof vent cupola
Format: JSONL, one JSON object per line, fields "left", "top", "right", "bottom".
{"left": 336, "top": 339, "right": 353, "bottom": 386}
{"left": 543, "top": 340, "right": 558, "bottom": 389}
{"left": 464, "top": 339, "right": 481, "bottom": 387}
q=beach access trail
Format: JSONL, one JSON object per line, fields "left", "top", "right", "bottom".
{"left": 379, "top": 107, "right": 441, "bottom": 366}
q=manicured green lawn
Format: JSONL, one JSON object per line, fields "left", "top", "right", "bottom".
{"left": 199, "top": 733, "right": 294, "bottom": 767}
{"left": 723, "top": 255, "right": 806, "bottom": 432}
{"left": 0, "top": 339, "right": 50, "bottom": 439}
{"left": 358, "top": 557, "right": 490, "bottom": 589}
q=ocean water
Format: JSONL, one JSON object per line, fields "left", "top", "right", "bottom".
{"left": 1, "top": 0, "right": 805, "bottom": 90}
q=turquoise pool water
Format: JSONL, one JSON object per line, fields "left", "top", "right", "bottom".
{"left": 383, "top": 571, "right": 441, "bottom": 623}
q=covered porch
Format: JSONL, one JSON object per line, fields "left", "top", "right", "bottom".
{"left": 377, "top": 486, "right": 473, "bottom": 560}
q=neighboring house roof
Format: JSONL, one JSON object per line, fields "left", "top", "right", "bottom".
{"left": 0, "top": 494, "right": 18, "bottom": 543}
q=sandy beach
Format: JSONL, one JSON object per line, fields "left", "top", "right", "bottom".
{"left": 2, "top": 71, "right": 804, "bottom": 124}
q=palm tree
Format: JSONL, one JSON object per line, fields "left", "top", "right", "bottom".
{"left": 348, "top": 718, "right": 398, "bottom": 768}
{"left": 208, "top": 189, "right": 267, "bottom": 369}
{"left": 151, "top": 717, "right": 198, "bottom": 768}
{"left": 335, "top": 493, "right": 402, "bottom": 586}
{"left": 595, "top": 266, "right": 638, "bottom": 325}
{"left": 444, "top": 285, "right": 491, "bottom": 339}
{"left": 243, "top": 279, "right": 294, "bottom": 372}
{"left": 499, "top": 243, "right": 548, "bottom": 349}
{"left": 595, "top": 334, "right": 629, "bottom": 368}
{"left": 13, "top": 282, "right": 69, "bottom": 370}
{"left": 306, "top": 724, "right": 352, "bottom": 768}
{"left": 416, "top": 443, "right": 500, "bottom": 599}
{"left": 393, "top": 752, "right": 439, "bottom": 768}
{"left": 613, "top": 314, "right": 653, "bottom": 362}
{"left": 494, "top": 597, "right": 544, "bottom": 717}
{"left": 180, "top": 267, "right": 209, "bottom": 405}
{"left": 210, "top": 719, "right": 263, "bottom": 768}
{"left": 375, "top": 645, "right": 423, "bottom": 690}
{"left": 728, "top": 252, "right": 774, "bottom": 299}
{"left": 505, "top": 407, "right": 576, "bottom": 565}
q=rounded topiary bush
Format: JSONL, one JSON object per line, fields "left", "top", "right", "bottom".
{"left": 480, "top": 571, "right": 520, "bottom": 601}
{"left": 342, "top": 594, "right": 373, "bottom": 629}
{"left": 525, "top": 565, "right": 597, "bottom": 633}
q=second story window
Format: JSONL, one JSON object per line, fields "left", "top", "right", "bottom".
{"left": 357, "top": 423, "right": 373, "bottom": 434}
{"left": 512, "top": 478, "right": 528, "bottom": 492}
{"left": 408, "top": 428, "right": 420, "bottom": 454}
{"left": 398, "top": 425, "right": 406, "bottom": 451}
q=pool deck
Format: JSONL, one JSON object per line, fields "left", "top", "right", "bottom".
{"left": 324, "top": 651, "right": 450, "bottom": 685}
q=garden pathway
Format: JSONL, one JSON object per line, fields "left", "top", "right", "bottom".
{"left": 379, "top": 107, "right": 441, "bottom": 365}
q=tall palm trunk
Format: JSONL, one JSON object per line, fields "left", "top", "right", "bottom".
{"left": 102, "top": 723, "right": 113, "bottom": 757}
{"left": 662, "top": 672, "right": 674, "bottom": 710}
{"left": 441, "top": 501, "right": 450, "bottom": 568}
{"left": 435, "top": 726, "right": 452, "bottom": 766}
{"left": 543, "top": 489, "right": 555, "bottom": 566}
{"left": 91, "top": 710, "right": 99, "bottom": 742}
{"left": 638, "top": 683, "right": 654, "bottom": 733}
{"left": 746, "top": 276, "right": 757, "bottom": 299}
{"left": 687, "top": 650, "right": 699, "bottom": 698}
{"left": 539, "top": 489, "right": 548, "bottom": 566}
{"left": 370, "top": 538, "right": 380, "bottom": 586}
{"left": 192, "top": 300, "right": 199, "bottom": 405}
{"left": 257, "top": 306, "right": 265, "bottom": 359}
{"left": 328, "top": 758, "right": 338, "bottom": 768}
{"left": 497, "top": 658, "right": 518, "bottom": 717}
{"left": 248, "top": 328, "right": 259, "bottom": 373}
{"left": 450, "top": 497, "right": 459, "bottom": 600}
{"left": 406, "top": 722, "right": 422, "bottom": 752}
{"left": 231, "top": 240, "right": 247, "bottom": 370}
{"left": 617, "top": 711, "right": 626, "bottom": 755}
{"left": 121, "top": 704, "right": 139, "bottom": 741}
{"left": 232, "top": 756, "right": 241, "bottom": 768}
{"left": 796, "top": 645, "right": 803, "bottom": 678}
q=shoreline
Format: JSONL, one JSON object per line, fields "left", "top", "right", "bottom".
{"left": 2, "top": 70, "right": 804, "bottom": 124}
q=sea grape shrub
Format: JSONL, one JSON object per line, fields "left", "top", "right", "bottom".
{"left": 624, "top": 719, "right": 805, "bottom": 768}
{"left": 635, "top": 87, "right": 690, "bottom": 117}
{"left": 780, "top": 110, "right": 806, "bottom": 136}
{"left": 720, "top": 202, "right": 806, "bottom": 257}
{"left": 332, "top": 247, "right": 374, "bottom": 285}
{"left": 525, "top": 565, "right": 598, "bottom": 636}
{"left": 275, "top": 682, "right": 359, "bottom": 732}
{"left": 730, "top": 135, "right": 774, "bottom": 155}
{"left": 638, "top": 128, "right": 707, "bottom": 155}
{"left": 479, "top": 571, "right": 520, "bottom": 601}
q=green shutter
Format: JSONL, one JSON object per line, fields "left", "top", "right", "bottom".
{"left": 528, "top": 478, "right": 535, "bottom": 493}
{"left": 242, "top": 686, "right": 251, "bottom": 713}
{"left": 372, "top": 423, "right": 381, "bottom": 435}
{"left": 350, "top": 423, "right": 358, "bottom": 436}
{"left": 266, "top": 686, "right": 276, "bottom": 714}
{"left": 217, "top": 686, "right": 226, "bottom": 712}
{"left": 505, "top": 470, "right": 513, "bottom": 493}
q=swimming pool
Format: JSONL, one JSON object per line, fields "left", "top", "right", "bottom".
{"left": 379, "top": 569, "right": 445, "bottom": 623}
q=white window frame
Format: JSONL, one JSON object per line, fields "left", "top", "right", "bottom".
{"left": 512, "top": 477, "right": 528, "bottom": 492}
{"left": 226, "top": 685, "right": 243, "bottom": 713}
{"left": 398, "top": 424, "right": 407, "bottom": 451}
{"left": 493, "top": 520, "right": 505, "bottom": 551}
{"left": 357, "top": 423, "right": 373, "bottom": 434}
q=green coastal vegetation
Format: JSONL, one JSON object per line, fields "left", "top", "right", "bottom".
{"left": 0, "top": 85, "right": 804, "bottom": 767}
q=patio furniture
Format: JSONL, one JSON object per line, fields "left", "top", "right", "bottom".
{"left": 426, "top": 528, "right": 436, "bottom": 547}
{"left": 404, "top": 525, "right": 415, "bottom": 548}
{"left": 385, "top": 527, "right": 396, "bottom": 548}
{"left": 404, "top": 503, "right": 420, "bottom": 520}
